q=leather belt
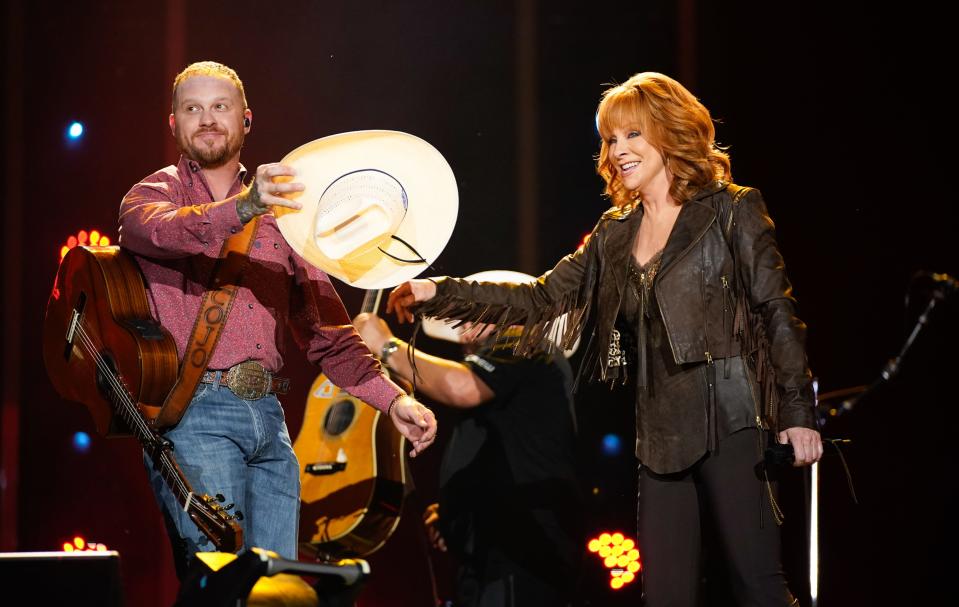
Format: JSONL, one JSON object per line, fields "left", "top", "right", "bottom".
{"left": 200, "top": 360, "right": 290, "bottom": 400}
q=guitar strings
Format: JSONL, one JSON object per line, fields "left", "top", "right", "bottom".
{"left": 72, "top": 322, "right": 199, "bottom": 510}
{"left": 67, "top": 315, "right": 233, "bottom": 544}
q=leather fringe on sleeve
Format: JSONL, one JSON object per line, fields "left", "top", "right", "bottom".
{"left": 411, "top": 226, "right": 603, "bottom": 363}
{"left": 411, "top": 278, "right": 595, "bottom": 360}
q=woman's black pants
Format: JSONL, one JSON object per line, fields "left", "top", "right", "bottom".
{"left": 637, "top": 428, "right": 797, "bottom": 607}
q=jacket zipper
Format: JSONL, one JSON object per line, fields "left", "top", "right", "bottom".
{"left": 721, "top": 275, "right": 731, "bottom": 379}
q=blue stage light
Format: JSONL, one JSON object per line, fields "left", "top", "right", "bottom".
{"left": 72, "top": 431, "right": 91, "bottom": 453}
{"left": 601, "top": 433, "right": 622, "bottom": 456}
{"left": 67, "top": 121, "right": 84, "bottom": 139}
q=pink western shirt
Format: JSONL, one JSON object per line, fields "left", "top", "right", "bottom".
{"left": 118, "top": 156, "right": 402, "bottom": 412}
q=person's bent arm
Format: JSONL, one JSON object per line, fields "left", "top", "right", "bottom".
{"left": 119, "top": 162, "right": 303, "bottom": 258}
{"left": 353, "top": 313, "right": 494, "bottom": 408}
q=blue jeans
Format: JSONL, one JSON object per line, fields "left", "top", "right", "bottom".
{"left": 144, "top": 374, "right": 300, "bottom": 578}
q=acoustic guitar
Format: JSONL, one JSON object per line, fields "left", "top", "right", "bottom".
{"left": 42, "top": 245, "right": 243, "bottom": 552}
{"left": 294, "top": 289, "right": 408, "bottom": 558}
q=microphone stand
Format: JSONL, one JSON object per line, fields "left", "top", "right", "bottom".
{"left": 838, "top": 290, "right": 944, "bottom": 415}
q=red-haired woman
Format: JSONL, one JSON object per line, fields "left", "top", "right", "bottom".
{"left": 389, "top": 72, "right": 821, "bottom": 606}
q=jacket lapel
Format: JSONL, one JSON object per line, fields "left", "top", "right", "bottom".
{"left": 657, "top": 200, "right": 717, "bottom": 279}
{"left": 603, "top": 207, "right": 643, "bottom": 300}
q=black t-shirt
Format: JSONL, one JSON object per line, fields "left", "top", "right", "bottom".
{"left": 438, "top": 343, "right": 583, "bottom": 586}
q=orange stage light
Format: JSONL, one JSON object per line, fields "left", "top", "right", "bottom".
{"left": 588, "top": 530, "right": 642, "bottom": 590}
{"left": 58, "top": 535, "right": 108, "bottom": 553}
{"left": 59, "top": 228, "right": 114, "bottom": 260}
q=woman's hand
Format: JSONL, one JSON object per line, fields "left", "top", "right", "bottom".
{"left": 778, "top": 427, "right": 823, "bottom": 467}
{"left": 386, "top": 279, "right": 437, "bottom": 323}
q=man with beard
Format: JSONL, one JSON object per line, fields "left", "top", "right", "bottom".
{"left": 118, "top": 61, "right": 437, "bottom": 578}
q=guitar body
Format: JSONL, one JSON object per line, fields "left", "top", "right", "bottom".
{"left": 294, "top": 372, "right": 407, "bottom": 558}
{"left": 43, "top": 246, "right": 178, "bottom": 435}
{"left": 42, "top": 245, "right": 242, "bottom": 551}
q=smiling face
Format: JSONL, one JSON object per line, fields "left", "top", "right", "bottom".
{"left": 169, "top": 75, "right": 250, "bottom": 168}
{"left": 606, "top": 126, "right": 669, "bottom": 199}
{"left": 596, "top": 72, "right": 732, "bottom": 207}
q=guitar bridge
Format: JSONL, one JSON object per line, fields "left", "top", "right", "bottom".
{"left": 64, "top": 291, "right": 86, "bottom": 360}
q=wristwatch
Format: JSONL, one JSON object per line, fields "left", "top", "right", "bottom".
{"left": 380, "top": 337, "right": 401, "bottom": 365}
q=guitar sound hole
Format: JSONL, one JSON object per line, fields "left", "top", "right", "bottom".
{"left": 324, "top": 400, "right": 355, "bottom": 436}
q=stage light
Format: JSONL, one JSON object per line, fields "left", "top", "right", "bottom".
{"left": 601, "top": 433, "right": 622, "bottom": 456}
{"left": 67, "top": 121, "right": 84, "bottom": 140}
{"left": 588, "top": 530, "right": 642, "bottom": 590}
{"left": 73, "top": 431, "right": 91, "bottom": 453}
{"left": 59, "top": 229, "right": 113, "bottom": 260}
{"left": 60, "top": 536, "right": 108, "bottom": 553}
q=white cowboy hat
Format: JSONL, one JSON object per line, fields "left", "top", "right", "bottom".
{"left": 273, "top": 130, "right": 458, "bottom": 289}
{"left": 421, "top": 270, "right": 581, "bottom": 357}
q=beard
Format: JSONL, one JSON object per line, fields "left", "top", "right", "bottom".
{"left": 176, "top": 126, "right": 244, "bottom": 169}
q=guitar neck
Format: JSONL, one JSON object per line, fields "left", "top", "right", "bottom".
{"left": 104, "top": 387, "right": 194, "bottom": 506}
{"left": 360, "top": 289, "right": 385, "bottom": 315}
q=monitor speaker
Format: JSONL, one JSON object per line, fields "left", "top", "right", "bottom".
{"left": 0, "top": 551, "right": 123, "bottom": 607}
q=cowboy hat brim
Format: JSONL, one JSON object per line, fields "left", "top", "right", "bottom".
{"left": 274, "top": 130, "right": 458, "bottom": 289}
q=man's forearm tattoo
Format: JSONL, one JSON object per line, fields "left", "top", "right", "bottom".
{"left": 236, "top": 185, "right": 268, "bottom": 224}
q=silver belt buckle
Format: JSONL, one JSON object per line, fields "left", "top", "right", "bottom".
{"left": 225, "top": 361, "right": 271, "bottom": 400}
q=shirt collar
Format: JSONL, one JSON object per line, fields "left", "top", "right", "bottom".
{"left": 176, "top": 155, "right": 248, "bottom": 194}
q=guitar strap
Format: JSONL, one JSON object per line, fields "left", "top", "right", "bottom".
{"left": 143, "top": 216, "right": 262, "bottom": 429}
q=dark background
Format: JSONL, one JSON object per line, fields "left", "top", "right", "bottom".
{"left": 2, "top": 1, "right": 955, "bottom": 605}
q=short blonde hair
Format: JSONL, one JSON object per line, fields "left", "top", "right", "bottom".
{"left": 596, "top": 72, "right": 731, "bottom": 207}
{"left": 171, "top": 61, "right": 247, "bottom": 112}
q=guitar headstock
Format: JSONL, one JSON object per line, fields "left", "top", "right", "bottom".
{"left": 187, "top": 493, "right": 244, "bottom": 553}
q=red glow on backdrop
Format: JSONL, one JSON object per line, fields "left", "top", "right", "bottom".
{"left": 587, "top": 531, "right": 642, "bottom": 590}
{"left": 60, "top": 228, "right": 111, "bottom": 261}
{"left": 61, "top": 535, "right": 108, "bottom": 552}
{"left": 577, "top": 232, "right": 591, "bottom": 252}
